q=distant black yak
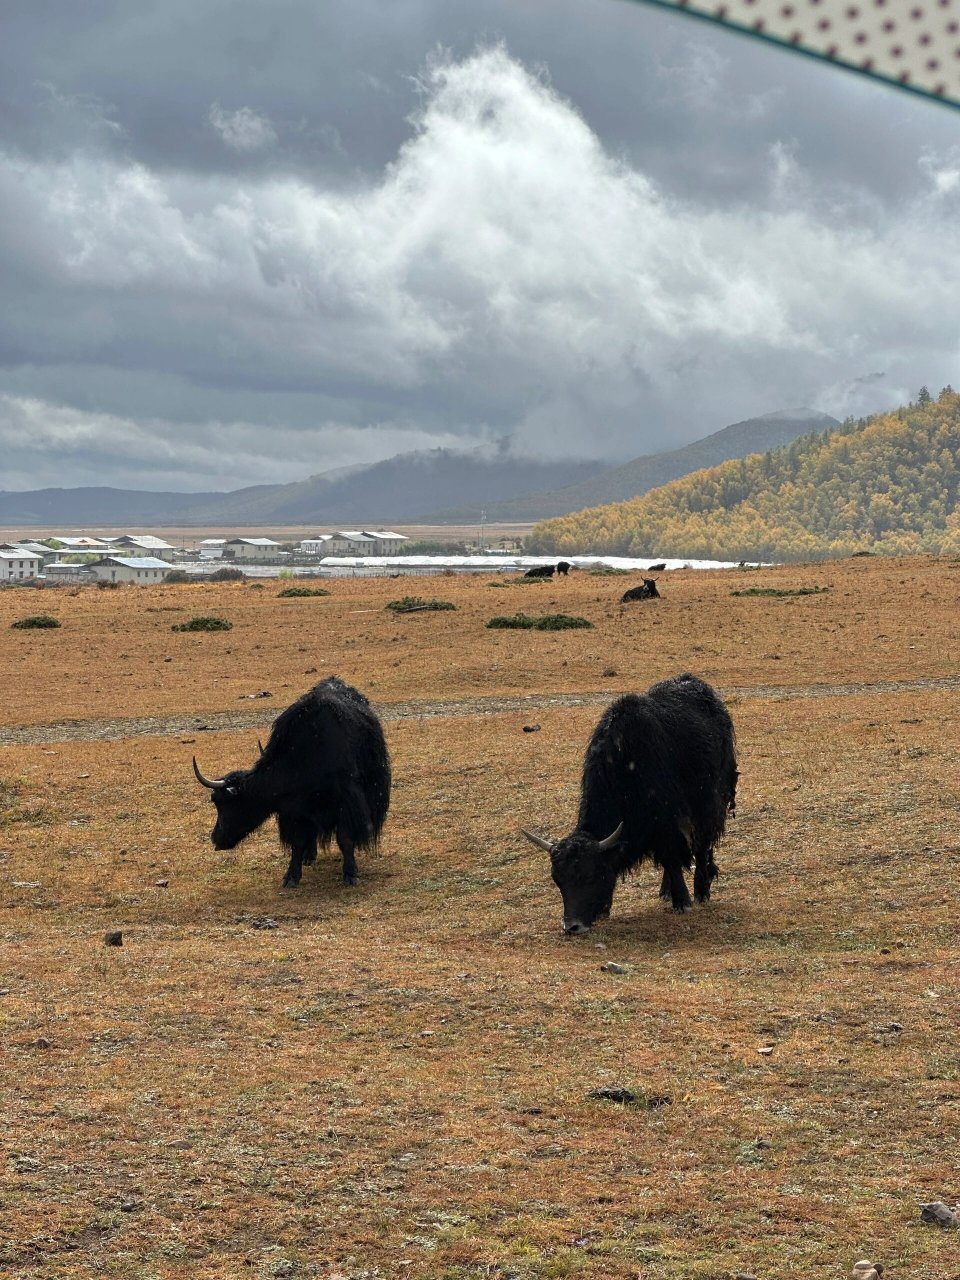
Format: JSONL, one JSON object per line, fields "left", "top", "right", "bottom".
{"left": 193, "top": 676, "right": 391, "bottom": 888}
{"left": 521, "top": 674, "right": 737, "bottom": 932}
{"left": 556, "top": 561, "right": 573, "bottom": 576}
{"left": 523, "top": 564, "right": 555, "bottom": 579}
{"left": 647, "top": 562, "right": 666, "bottom": 572}
{"left": 621, "top": 578, "right": 660, "bottom": 602}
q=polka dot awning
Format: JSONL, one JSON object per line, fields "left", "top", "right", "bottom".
{"left": 634, "top": 0, "right": 960, "bottom": 107}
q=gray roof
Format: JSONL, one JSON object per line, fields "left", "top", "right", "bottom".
{"left": 93, "top": 556, "right": 173, "bottom": 569}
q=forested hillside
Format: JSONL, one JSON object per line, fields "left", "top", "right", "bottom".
{"left": 527, "top": 389, "right": 960, "bottom": 560}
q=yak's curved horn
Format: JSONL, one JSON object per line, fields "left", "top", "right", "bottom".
{"left": 257, "top": 739, "right": 265, "bottom": 756}
{"left": 520, "top": 827, "right": 555, "bottom": 853}
{"left": 597, "top": 821, "right": 624, "bottom": 851}
{"left": 192, "top": 756, "right": 226, "bottom": 789}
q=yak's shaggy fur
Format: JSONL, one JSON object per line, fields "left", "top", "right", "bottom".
{"left": 195, "top": 676, "right": 391, "bottom": 888}
{"left": 528, "top": 673, "right": 737, "bottom": 932}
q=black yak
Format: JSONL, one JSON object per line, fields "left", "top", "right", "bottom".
{"left": 621, "top": 578, "right": 660, "bottom": 602}
{"left": 521, "top": 674, "right": 737, "bottom": 933}
{"left": 192, "top": 676, "right": 391, "bottom": 888}
{"left": 523, "top": 564, "right": 555, "bottom": 579}
{"left": 647, "top": 562, "right": 666, "bottom": 572}
{"left": 556, "top": 561, "right": 573, "bottom": 577}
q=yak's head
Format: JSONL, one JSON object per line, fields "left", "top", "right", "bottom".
{"left": 521, "top": 822, "right": 623, "bottom": 935}
{"left": 192, "top": 757, "right": 271, "bottom": 849}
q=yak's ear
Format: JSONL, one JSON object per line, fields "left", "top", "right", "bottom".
{"left": 597, "top": 821, "right": 624, "bottom": 852}
{"left": 520, "top": 828, "right": 554, "bottom": 853}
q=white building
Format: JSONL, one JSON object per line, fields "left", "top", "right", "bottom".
{"left": 199, "top": 538, "right": 226, "bottom": 558}
{"left": 52, "top": 536, "right": 110, "bottom": 554}
{"left": 328, "top": 531, "right": 376, "bottom": 554}
{"left": 362, "top": 530, "right": 409, "bottom": 555}
{"left": 89, "top": 556, "right": 172, "bottom": 584}
{"left": 0, "top": 551, "right": 42, "bottom": 582}
{"left": 45, "top": 562, "right": 96, "bottom": 582}
{"left": 105, "top": 534, "right": 177, "bottom": 561}
{"left": 222, "top": 537, "right": 284, "bottom": 561}
{"left": 298, "top": 535, "right": 333, "bottom": 555}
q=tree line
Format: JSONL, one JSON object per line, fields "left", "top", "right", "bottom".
{"left": 526, "top": 390, "right": 960, "bottom": 561}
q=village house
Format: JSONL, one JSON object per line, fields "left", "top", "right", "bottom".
{"left": 103, "top": 534, "right": 177, "bottom": 560}
{"left": 298, "top": 535, "right": 333, "bottom": 555}
{"left": 89, "top": 556, "right": 172, "bottom": 584}
{"left": 222, "top": 537, "right": 284, "bottom": 561}
{"left": 0, "top": 550, "right": 42, "bottom": 582}
{"left": 329, "top": 531, "right": 376, "bottom": 554}
{"left": 362, "top": 530, "right": 409, "bottom": 555}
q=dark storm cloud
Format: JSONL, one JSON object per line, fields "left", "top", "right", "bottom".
{"left": 1, "top": 1, "right": 958, "bottom": 490}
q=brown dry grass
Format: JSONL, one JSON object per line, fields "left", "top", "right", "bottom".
{"left": 2, "top": 554, "right": 960, "bottom": 1279}
{"left": 1, "top": 554, "right": 958, "bottom": 728}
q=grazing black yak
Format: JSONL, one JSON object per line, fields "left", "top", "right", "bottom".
{"left": 523, "top": 564, "right": 555, "bottom": 579}
{"left": 193, "top": 676, "right": 391, "bottom": 888}
{"left": 521, "top": 674, "right": 737, "bottom": 932}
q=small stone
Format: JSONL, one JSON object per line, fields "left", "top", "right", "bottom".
{"left": 920, "top": 1200, "right": 960, "bottom": 1228}
{"left": 758, "top": 1045, "right": 775, "bottom": 1056}
{"left": 155, "top": 879, "right": 169, "bottom": 888}
{"left": 601, "top": 961, "right": 628, "bottom": 974}
{"left": 588, "top": 1086, "right": 637, "bottom": 1104}
{"left": 12, "top": 1155, "right": 41, "bottom": 1173}
{"left": 119, "top": 1200, "right": 141, "bottom": 1213}
{"left": 104, "top": 931, "right": 123, "bottom": 946}
{"left": 249, "top": 917, "right": 278, "bottom": 930}
{"left": 31, "top": 1037, "right": 51, "bottom": 1049}
{"left": 851, "top": 1262, "right": 883, "bottom": 1279}
{"left": 522, "top": 724, "right": 541, "bottom": 733}
{"left": 78, "top": 773, "right": 90, "bottom": 779}
{"left": 602, "top": 668, "right": 617, "bottom": 677}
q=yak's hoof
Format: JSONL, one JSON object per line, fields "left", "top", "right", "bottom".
{"left": 672, "top": 900, "right": 692, "bottom": 914}
{"left": 343, "top": 871, "right": 358, "bottom": 886}
{"left": 282, "top": 872, "right": 301, "bottom": 888}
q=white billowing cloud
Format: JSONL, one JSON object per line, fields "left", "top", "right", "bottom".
{"left": 208, "top": 103, "right": 278, "bottom": 152}
{"left": 0, "top": 394, "right": 471, "bottom": 491}
{"left": 1, "top": 45, "right": 959, "bottom": 486}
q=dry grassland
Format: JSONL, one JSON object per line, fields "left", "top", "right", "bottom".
{"left": 1, "top": 554, "right": 959, "bottom": 1279}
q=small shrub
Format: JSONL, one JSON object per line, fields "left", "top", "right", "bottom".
{"left": 96, "top": 580, "right": 121, "bottom": 590}
{"left": 10, "top": 614, "right": 61, "bottom": 629}
{"left": 171, "top": 616, "right": 233, "bottom": 632}
{"left": 588, "top": 567, "right": 630, "bottom": 576}
{"left": 487, "top": 612, "right": 537, "bottom": 629}
{"left": 731, "top": 586, "right": 829, "bottom": 598}
{"left": 385, "top": 596, "right": 457, "bottom": 613}
{"left": 249, "top": 582, "right": 265, "bottom": 590}
{"left": 277, "top": 586, "right": 330, "bottom": 598}
{"left": 487, "top": 581, "right": 509, "bottom": 588}
{"left": 162, "top": 569, "right": 193, "bottom": 584}
{"left": 208, "top": 567, "right": 245, "bottom": 582}
{"left": 486, "top": 612, "right": 592, "bottom": 631}
{"left": 535, "top": 613, "right": 594, "bottom": 630}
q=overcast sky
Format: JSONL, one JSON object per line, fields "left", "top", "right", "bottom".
{"left": 2, "top": 0, "right": 959, "bottom": 492}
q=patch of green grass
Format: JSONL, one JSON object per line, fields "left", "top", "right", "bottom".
{"left": 10, "top": 614, "right": 61, "bottom": 629}
{"left": 277, "top": 586, "right": 330, "bottom": 598}
{"left": 731, "top": 586, "right": 830, "bottom": 597}
{"left": 171, "top": 616, "right": 233, "bottom": 632}
{"left": 386, "top": 596, "right": 457, "bottom": 612}
{"left": 486, "top": 612, "right": 592, "bottom": 631}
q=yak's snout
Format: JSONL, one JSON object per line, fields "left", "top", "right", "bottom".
{"left": 563, "top": 918, "right": 590, "bottom": 936}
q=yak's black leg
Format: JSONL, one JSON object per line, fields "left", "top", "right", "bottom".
{"left": 277, "top": 814, "right": 314, "bottom": 889}
{"left": 694, "top": 845, "right": 719, "bottom": 903}
{"left": 659, "top": 828, "right": 693, "bottom": 913}
{"left": 336, "top": 827, "right": 358, "bottom": 885}
{"left": 659, "top": 868, "right": 672, "bottom": 901}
